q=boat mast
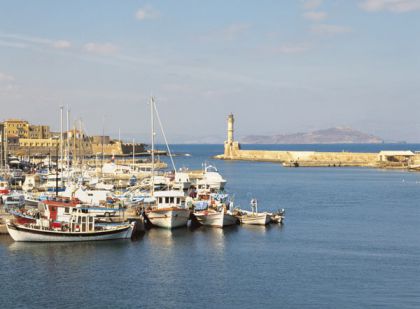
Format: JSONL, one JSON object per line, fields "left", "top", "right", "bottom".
{"left": 151, "top": 96, "right": 155, "bottom": 196}
{"left": 132, "top": 138, "right": 135, "bottom": 169}
{"left": 60, "top": 106, "right": 64, "bottom": 173}
{"left": 66, "top": 106, "right": 70, "bottom": 181}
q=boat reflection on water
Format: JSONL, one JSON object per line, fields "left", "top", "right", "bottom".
{"left": 6, "top": 237, "right": 131, "bottom": 259}
{"left": 146, "top": 227, "right": 189, "bottom": 249}
{"left": 240, "top": 224, "right": 272, "bottom": 235}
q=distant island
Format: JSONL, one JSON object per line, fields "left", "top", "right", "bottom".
{"left": 241, "top": 127, "right": 384, "bottom": 144}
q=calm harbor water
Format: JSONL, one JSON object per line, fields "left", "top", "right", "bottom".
{"left": 1, "top": 144, "right": 420, "bottom": 308}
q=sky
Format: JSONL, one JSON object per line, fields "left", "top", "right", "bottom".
{"left": 0, "top": 0, "right": 419, "bottom": 143}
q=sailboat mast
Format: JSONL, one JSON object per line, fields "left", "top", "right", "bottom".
{"left": 151, "top": 97, "right": 155, "bottom": 196}
{"left": 132, "top": 138, "right": 135, "bottom": 168}
{"left": 66, "top": 106, "right": 70, "bottom": 176}
{"left": 60, "top": 106, "right": 64, "bottom": 171}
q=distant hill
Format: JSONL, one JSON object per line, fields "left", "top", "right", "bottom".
{"left": 242, "top": 127, "right": 384, "bottom": 144}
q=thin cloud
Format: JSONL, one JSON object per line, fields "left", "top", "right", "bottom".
{"left": 0, "top": 33, "right": 72, "bottom": 50}
{"left": 360, "top": 0, "right": 420, "bottom": 12}
{"left": 84, "top": 42, "right": 119, "bottom": 55}
{"left": 0, "top": 72, "right": 15, "bottom": 82}
{"left": 272, "top": 43, "right": 310, "bottom": 54}
{"left": 199, "top": 23, "right": 251, "bottom": 42}
{"left": 135, "top": 5, "right": 160, "bottom": 20}
{"left": 222, "top": 23, "right": 250, "bottom": 40}
{"left": 311, "top": 24, "right": 352, "bottom": 35}
{"left": 302, "top": 0, "right": 324, "bottom": 10}
{"left": 303, "top": 11, "right": 328, "bottom": 21}
{"left": 0, "top": 40, "right": 26, "bottom": 49}
{"left": 52, "top": 40, "right": 71, "bottom": 49}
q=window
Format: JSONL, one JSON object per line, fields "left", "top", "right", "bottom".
{"left": 165, "top": 197, "right": 169, "bottom": 203}
{"left": 65, "top": 207, "right": 69, "bottom": 214}
{"left": 169, "top": 197, "right": 174, "bottom": 203}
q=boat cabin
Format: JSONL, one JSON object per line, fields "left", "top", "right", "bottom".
{"left": 153, "top": 190, "right": 186, "bottom": 209}
{"left": 69, "top": 208, "right": 96, "bottom": 233}
{"left": 40, "top": 197, "right": 81, "bottom": 222}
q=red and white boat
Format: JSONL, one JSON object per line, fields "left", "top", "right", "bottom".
{"left": 6, "top": 196, "right": 135, "bottom": 242}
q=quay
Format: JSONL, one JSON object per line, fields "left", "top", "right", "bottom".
{"left": 215, "top": 115, "right": 420, "bottom": 169}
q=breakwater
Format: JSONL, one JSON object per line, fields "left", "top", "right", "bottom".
{"left": 215, "top": 115, "right": 419, "bottom": 169}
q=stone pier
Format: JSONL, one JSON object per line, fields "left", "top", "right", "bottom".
{"left": 215, "top": 115, "right": 419, "bottom": 169}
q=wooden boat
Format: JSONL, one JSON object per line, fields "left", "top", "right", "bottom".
{"left": 6, "top": 208, "right": 135, "bottom": 242}
{"left": 193, "top": 195, "right": 238, "bottom": 228}
{"left": 194, "top": 209, "right": 237, "bottom": 228}
{"left": 235, "top": 210, "right": 270, "bottom": 225}
{"left": 233, "top": 199, "right": 270, "bottom": 226}
{"left": 145, "top": 190, "right": 190, "bottom": 229}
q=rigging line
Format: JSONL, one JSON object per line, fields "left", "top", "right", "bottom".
{"left": 153, "top": 100, "right": 176, "bottom": 172}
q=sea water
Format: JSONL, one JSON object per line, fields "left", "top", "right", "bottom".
{"left": 1, "top": 144, "right": 420, "bottom": 308}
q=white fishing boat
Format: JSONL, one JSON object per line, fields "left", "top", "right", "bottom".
{"left": 172, "top": 170, "right": 191, "bottom": 191}
{"left": 193, "top": 195, "right": 237, "bottom": 228}
{"left": 6, "top": 208, "right": 135, "bottom": 242}
{"left": 196, "top": 164, "right": 227, "bottom": 193}
{"left": 146, "top": 190, "right": 190, "bottom": 229}
{"left": 194, "top": 209, "right": 237, "bottom": 228}
{"left": 234, "top": 199, "right": 270, "bottom": 226}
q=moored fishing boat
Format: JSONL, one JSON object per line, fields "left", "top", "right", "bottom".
{"left": 235, "top": 210, "right": 270, "bottom": 225}
{"left": 145, "top": 190, "right": 190, "bottom": 229}
{"left": 233, "top": 199, "right": 270, "bottom": 226}
{"left": 6, "top": 208, "right": 135, "bottom": 242}
{"left": 193, "top": 194, "right": 238, "bottom": 228}
{"left": 194, "top": 208, "right": 237, "bottom": 228}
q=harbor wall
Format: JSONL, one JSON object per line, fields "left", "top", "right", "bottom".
{"left": 216, "top": 143, "right": 379, "bottom": 166}
{"left": 216, "top": 114, "right": 418, "bottom": 169}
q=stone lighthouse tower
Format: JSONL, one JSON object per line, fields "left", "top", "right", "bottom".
{"left": 224, "top": 113, "right": 239, "bottom": 158}
{"left": 227, "top": 113, "right": 234, "bottom": 143}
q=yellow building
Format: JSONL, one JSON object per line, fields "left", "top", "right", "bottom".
{"left": 4, "top": 119, "right": 29, "bottom": 138}
{"left": 29, "top": 125, "right": 51, "bottom": 139}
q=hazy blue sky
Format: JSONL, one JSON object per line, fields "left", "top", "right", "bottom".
{"left": 0, "top": 0, "right": 419, "bottom": 142}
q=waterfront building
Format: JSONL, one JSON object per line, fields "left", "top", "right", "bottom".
{"left": 4, "top": 119, "right": 30, "bottom": 138}
{"left": 29, "top": 125, "right": 51, "bottom": 139}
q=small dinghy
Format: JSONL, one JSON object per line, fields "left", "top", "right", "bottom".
{"left": 268, "top": 209, "right": 285, "bottom": 224}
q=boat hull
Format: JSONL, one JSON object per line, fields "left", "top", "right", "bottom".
{"left": 6, "top": 222, "right": 135, "bottom": 242}
{"left": 195, "top": 211, "right": 237, "bottom": 228}
{"left": 146, "top": 208, "right": 190, "bottom": 229}
{"left": 238, "top": 213, "right": 270, "bottom": 225}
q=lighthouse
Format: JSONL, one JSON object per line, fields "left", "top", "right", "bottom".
{"left": 224, "top": 113, "right": 239, "bottom": 158}
{"left": 227, "top": 113, "right": 234, "bottom": 143}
